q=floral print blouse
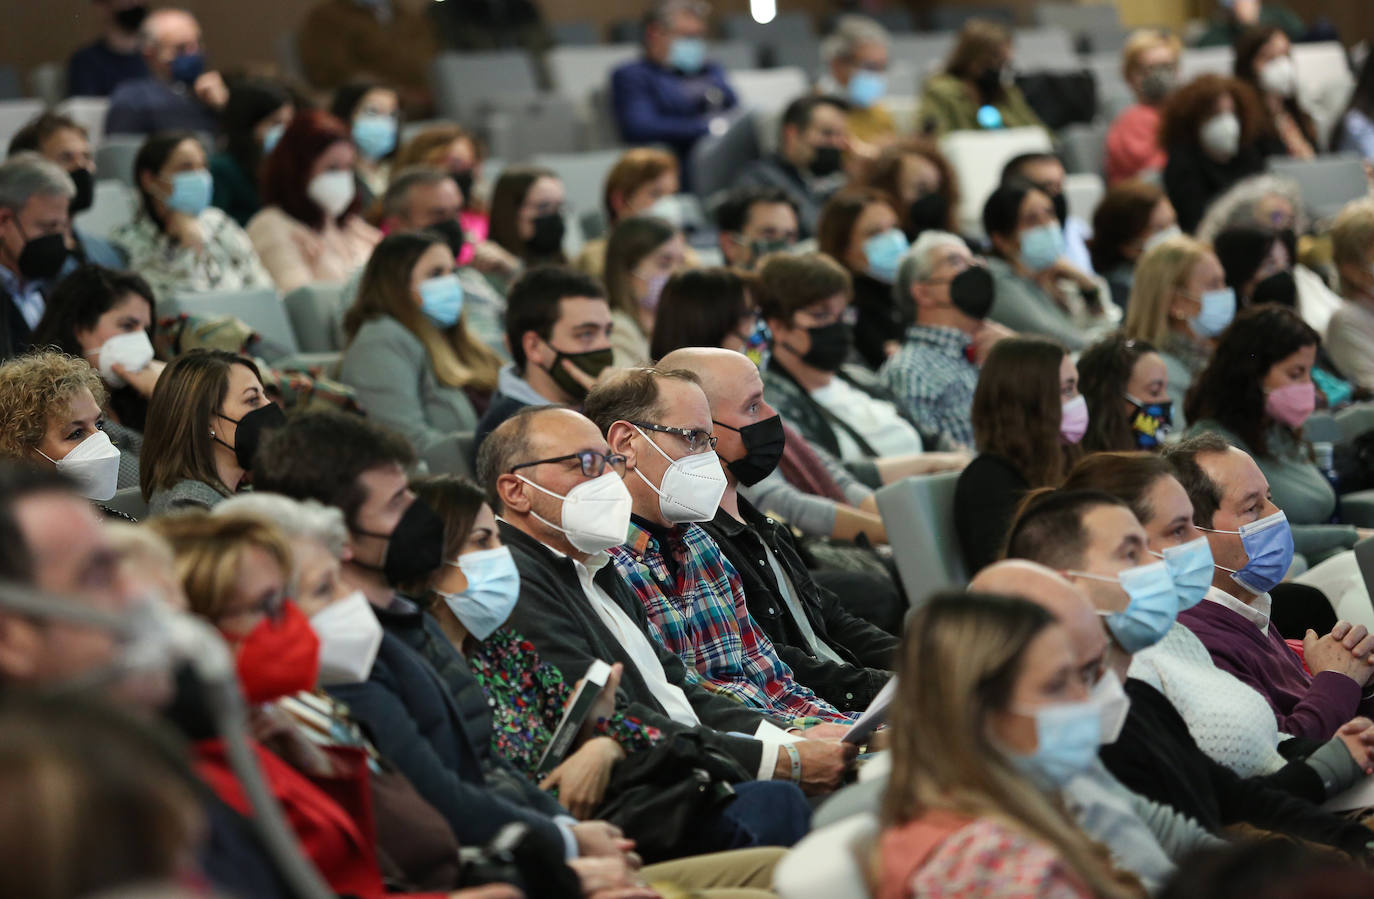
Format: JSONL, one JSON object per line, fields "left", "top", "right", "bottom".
{"left": 111, "top": 206, "right": 273, "bottom": 301}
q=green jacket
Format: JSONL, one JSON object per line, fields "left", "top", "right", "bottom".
{"left": 1195, "top": 4, "right": 1306, "bottom": 47}
{"left": 209, "top": 152, "right": 262, "bottom": 228}
{"left": 916, "top": 73, "right": 1045, "bottom": 137}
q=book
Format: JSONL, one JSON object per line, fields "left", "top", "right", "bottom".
{"left": 536, "top": 659, "right": 613, "bottom": 777}
{"left": 843, "top": 677, "right": 896, "bottom": 745}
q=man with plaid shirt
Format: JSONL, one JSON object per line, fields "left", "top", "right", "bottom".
{"left": 584, "top": 367, "right": 854, "bottom": 725}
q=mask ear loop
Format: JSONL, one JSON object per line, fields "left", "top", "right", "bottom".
{"left": 629, "top": 425, "right": 675, "bottom": 500}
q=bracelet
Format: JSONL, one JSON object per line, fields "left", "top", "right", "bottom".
{"left": 784, "top": 743, "right": 802, "bottom": 784}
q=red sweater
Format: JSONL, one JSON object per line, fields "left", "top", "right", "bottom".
{"left": 1106, "top": 104, "right": 1167, "bottom": 185}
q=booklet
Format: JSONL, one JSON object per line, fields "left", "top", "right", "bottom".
{"left": 843, "top": 677, "right": 896, "bottom": 745}
{"left": 536, "top": 659, "right": 613, "bottom": 778}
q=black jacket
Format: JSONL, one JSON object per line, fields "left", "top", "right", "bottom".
{"left": 502, "top": 521, "right": 774, "bottom": 775}
{"left": 1, "top": 284, "right": 31, "bottom": 362}
{"left": 953, "top": 452, "right": 1030, "bottom": 575}
{"left": 850, "top": 272, "right": 907, "bottom": 373}
{"left": 699, "top": 497, "right": 896, "bottom": 712}
{"left": 1163, "top": 139, "right": 1269, "bottom": 234}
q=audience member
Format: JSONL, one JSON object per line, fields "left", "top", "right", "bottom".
{"left": 247, "top": 109, "right": 382, "bottom": 293}
{"left": 1326, "top": 199, "right": 1374, "bottom": 388}
{"left": 734, "top": 96, "right": 851, "bottom": 238}
{"left": 860, "top": 138, "right": 961, "bottom": 242}
{"left": 392, "top": 123, "right": 492, "bottom": 256}
{"left": 955, "top": 336, "right": 1083, "bottom": 574}
{"left": 297, "top": 0, "right": 438, "bottom": 115}
{"left": 474, "top": 266, "right": 613, "bottom": 449}
{"left": 209, "top": 78, "right": 295, "bottom": 226}
{"left": 1160, "top": 74, "right": 1269, "bottom": 234}
{"left": 1160, "top": 840, "right": 1374, "bottom": 899}
{"left": 815, "top": 189, "right": 909, "bottom": 369}
{"left": 1106, "top": 30, "right": 1182, "bottom": 184}
{"left": 66, "top": 0, "right": 151, "bottom": 97}
{"left": 1078, "top": 334, "right": 1172, "bottom": 452}
{"left": 602, "top": 215, "right": 686, "bottom": 367}
{"left": 1002, "top": 152, "right": 1095, "bottom": 275}
{"left": 817, "top": 15, "right": 896, "bottom": 148}
{"left": 104, "top": 8, "right": 227, "bottom": 136}
{"left": 1211, "top": 225, "right": 1290, "bottom": 308}
{"left": 650, "top": 267, "right": 762, "bottom": 363}
{"left": 487, "top": 166, "right": 568, "bottom": 292}
{"left": 329, "top": 81, "right": 400, "bottom": 203}
{"left": 6, "top": 112, "right": 126, "bottom": 270}
{"left": 880, "top": 230, "right": 995, "bottom": 450}
{"left": 112, "top": 131, "right": 272, "bottom": 299}
{"left": 1194, "top": 173, "right": 1302, "bottom": 245}
{"left": 1233, "top": 25, "right": 1318, "bottom": 159}
{"left": 0, "top": 154, "right": 76, "bottom": 359}
{"left": 575, "top": 147, "right": 682, "bottom": 279}
{"left": 915, "top": 18, "right": 1045, "bottom": 136}
{"left": 713, "top": 186, "right": 800, "bottom": 271}
{"left": 339, "top": 231, "right": 502, "bottom": 475}
{"left": 139, "top": 348, "right": 282, "bottom": 513}
{"left": 1090, "top": 180, "right": 1179, "bottom": 311}
{"left": 610, "top": 0, "right": 738, "bottom": 162}
{"left": 1196, "top": 0, "right": 1306, "bottom": 47}
{"left": 1332, "top": 51, "right": 1374, "bottom": 159}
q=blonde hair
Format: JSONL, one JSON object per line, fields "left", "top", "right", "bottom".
{"left": 1120, "top": 29, "right": 1181, "bottom": 80}
{"left": 1331, "top": 198, "right": 1374, "bottom": 271}
{"left": 149, "top": 510, "right": 294, "bottom": 622}
{"left": 105, "top": 522, "right": 187, "bottom": 612}
{"left": 0, "top": 350, "right": 107, "bottom": 459}
{"left": 1123, "top": 235, "right": 1212, "bottom": 345}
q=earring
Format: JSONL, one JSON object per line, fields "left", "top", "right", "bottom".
{"left": 209, "top": 429, "right": 215, "bottom": 437}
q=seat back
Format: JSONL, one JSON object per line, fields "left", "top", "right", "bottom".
{"left": 1081, "top": 50, "right": 1134, "bottom": 122}
{"left": 1059, "top": 121, "right": 1110, "bottom": 176}
{"left": 165, "top": 287, "right": 299, "bottom": 357}
{"left": 710, "top": 41, "right": 760, "bottom": 72}
{"left": 939, "top": 126, "right": 1054, "bottom": 235}
{"left": 1011, "top": 27, "right": 1077, "bottom": 71}
{"left": 29, "top": 62, "right": 67, "bottom": 107}
{"left": 887, "top": 33, "right": 956, "bottom": 86}
{"left": 722, "top": 12, "right": 819, "bottom": 74}
{"left": 275, "top": 31, "right": 307, "bottom": 83}
{"left": 774, "top": 813, "right": 879, "bottom": 899}
{"left": 688, "top": 110, "right": 760, "bottom": 203}
{"left": 431, "top": 51, "right": 540, "bottom": 123}
{"left": 731, "top": 68, "right": 810, "bottom": 115}
{"left": 1178, "top": 46, "right": 1235, "bottom": 84}
{"left": 1267, "top": 154, "right": 1367, "bottom": 222}
{"left": 1034, "top": 3, "right": 1125, "bottom": 53}
{"left": 107, "top": 486, "right": 149, "bottom": 520}
{"left": 1292, "top": 42, "right": 1356, "bottom": 150}
{"left": 530, "top": 149, "right": 625, "bottom": 222}
{"left": 927, "top": 4, "right": 1015, "bottom": 30}
{"left": 75, "top": 180, "right": 137, "bottom": 239}
{"left": 0, "top": 99, "right": 43, "bottom": 154}
{"left": 283, "top": 282, "right": 347, "bottom": 353}
{"left": 551, "top": 20, "right": 601, "bottom": 46}
{"left": 482, "top": 95, "right": 582, "bottom": 160}
{"left": 95, "top": 136, "right": 144, "bottom": 185}
{"left": 875, "top": 471, "right": 966, "bottom": 609}
{"left": 547, "top": 43, "right": 640, "bottom": 103}
{"left": 1063, "top": 172, "right": 1105, "bottom": 224}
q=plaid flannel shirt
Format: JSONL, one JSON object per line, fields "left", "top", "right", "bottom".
{"left": 609, "top": 518, "right": 852, "bottom": 724}
{"left": 878, "top": 324, "right": 979, "bottom": 450}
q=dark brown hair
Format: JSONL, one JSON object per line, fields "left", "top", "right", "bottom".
{"left": 754, "top": 252, "right": 852, "bottom": 324}
{"left": 488, "top": 165, "right": 563, "bottom": 265}
{"left": 972, "top": 336, "right": 1079, "bottom": 487}
{"left": 1089, "top": 180, "right": 1165, "bottom": 273}
{"left": 1060, "top": 451, "right": 1175, "bottom": 528}
{"left": 816, "top": 187, "right": 896, "bottom": 269}
{"left": 1077, "top": 334, "right": 1160, "bottom": 453}
{"left": 862, "top": 138, "right": 961, "bottom": 234}
{"left": 260, "top": 108, "right": 361, "bottom": 230}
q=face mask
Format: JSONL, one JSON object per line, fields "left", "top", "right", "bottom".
{"left": 262, "top": 122, "right": 285, "bottom": 154}
{"left": 1140, "top": 66, "right": 1176, "bottom": 104}
{"left": 1253, "top": 270, "right": 1297, "bottom": 308}
{"left": 632, "top": 426, "right": 729, "bottom": 523}
{"left": 1073, "top": 560, "right": 1178, "bottom": 652}
{"left": 1010, "top": 696, "right": 1102, "bottom": 787}
{"left": 352, "top": 114, "right": 397, "bottom": 161}
{"left": 419, "top": 273, "right": 464, "bottom": 328}
{"left": 450, "top": 169, "right": 475, "bottom": 203}
{"left": 1154, "top": 535, "right": 1214, "bottom": 612}
{"left": 429, "top": 219, "right": 467, "bottom": 259}
{"left": 37, "top": 429, "right": 121, "bottom": 501}
{"left": 520, "top": 470, "right": 634, "bottom": 555}
{"left": 15, "top": 229, "right": 68, "bottom": 282}
{"left": 544, "top": 345, "right": 614, "bottom": 403}
{"left": 906, "top": 192, "right": 948, "bottom": 239}
{"left": 1092, "top": 670, "right": 1131, "bottom": 744}
{"left": 1143, "top": 224, "right": 1182, "bottom": 253}
{"left": 808, "top": 145, "right": 844, "bottom": 179}
{"left": 526, "top": 212, "right": 566, "bottom": 256}
{"left": 797, "top": 320, "right": 852, "bottom": 372}
{"left": 165, "top": 169, "right": 213, "bottom": 217}
{"left": 975, "top": 66, "right": 1004, "bottom": 99}
{"left": 169, "top": 51, "right": 205, "bottom": 87}
{"left": 1047, "top": 191, "right": 1069, "bottom": 228}
{"left": 864, "top": 228, "right": 909, "bottom": 283}
{"left": 233, "top": 600, "right": 321, "bottom": 703}
{"left": 1060, "top": 394, "right": 1089, "bottom": 444}
{"left": 667, "top": 36, "right": 707, "bottom": 74}
{"left": 90, "top": 329, "right": 155, "bottom": 388}
{"left": 949, "top": 265, "right": 995, "bottom": 320}
{"left": 1190, "top": 286, "right": 1236, "bottom": 337}
{"left": 1019, "top": 222, "right": 1065, "bottom": 271}
{"left": 1200, "top": 112, "right": 1241, "bottom": 161}
{"left": 114, "top": 4, "right": 149, "bottom": 32}
{"left": 1259, "top": 56, "right": 1296, "bottom": 97}
{"left": 1202, "top": 509, "right": 1295, "bottom": 595}
{"left": 1124, "top": 394, "right": 1172, "bottom": 449}
{"left": 69, "top": 167, "right": 95, "bottom": 215}
{"left": 310, "top": 590, "right": 383, "bottom": 685}
{"left": 743, "top": 236, "right": 795, "bottom": 269}
{"left": 354, "top": 498, "right": 447, "bottom": 586}
{"left": 307, "top": 170, "right": 356, "bottom": 218}
{"left": 645, "top": 194, "right": 690, "bottom": 229}
{"left": 214, "top": 403, "right": 286, "bottom": 471}
{"left": 1265, "top": 381, "right": 1315, "bottom": 429}
{"left": 714, "top": 413, "right": 786, "bottom": 486}
{"left": 638, "top": 272, "right": 669, "bottom": 313}
{"left": 441, "top": 546, "right": 521, "bottom": 641}
{"left": 847, "top": 69, "right": 887, "bottom": 109}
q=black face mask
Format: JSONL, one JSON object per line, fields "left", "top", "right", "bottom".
{"left": 114, "top": 3, "right": 149, "bottom": 32}
{"left": 545, "top": 345, "right": 614, "bottom": 402}
{"left": 793, "top": 321, "right": 852, "bottom": 372}
{"left": 16, "top": 231, "right": 69, "bottom": 282}
{"left": 974, "top": 66, "right": 1004, "bottom": 99}
{"left": 948, "top": 265, "right": 995, "bottom": 320}
{"left": 355, "top": 498, "right": 446, "bottom": 587}
{"left": 430, "top": 218, "right": 466, "bottom": 260}
{"left": 906, "top": 192, "right": 948, "bottom": 240}
{"left": 526, "top": 213, "right": 566, "bottom": 257}
{"left": 714, "top": 414, "right": 786, "bottom": 486}
{"left": 1041, "top": 189, "right": 1068, "bottom": 227}
{"left": 68, "top": 167, "right": 95, "bottom": 216}
{"left": 1252, "top": 269, "right": 1297, "bottom": 308}
{"left": 808, "top": 145, "right": 843, "bottom": 178}
{"left": 214, "top": 403, "right": 286, "bottom": 471}
{"left": 450, "top": 169, "right": 475, "bottom": 203}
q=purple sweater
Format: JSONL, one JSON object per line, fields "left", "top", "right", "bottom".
{"left": 1180, "top": 596, "right": 1365, "bottom": 740}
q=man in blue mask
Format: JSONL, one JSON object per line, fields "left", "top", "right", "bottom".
{"left": 105, "top": 8, "right": 226, "bottom": 136}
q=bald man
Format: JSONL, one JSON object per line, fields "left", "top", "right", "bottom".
{"left": 105, "top": 8, "right": 227, "bottom": 135}
{"left": 664, "top": 347, "right": 899, "bottom": 712}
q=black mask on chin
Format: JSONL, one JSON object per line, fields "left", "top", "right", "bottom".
{"left": 1252, "top": 269, "right": 1297, "bottom": 308}
{"left": 808, "top": 145, "right": 843, "bottom": 178}
{"left": 906, "top": 192, "right": 948, "bottom": 240}
{"left": 68, "top": 168, "right": 95, "bottom": 216}
{"left": 354, "top": 498, "right": 446, "bottom": 587}
{"left": 214, "top": 403, "right": 286, "bottom": 471}
{"left": 713, "top": 414, "right": 786, "bottom": 486}
{"left": 948, "top": 266, "right": 995, "bottom": 320}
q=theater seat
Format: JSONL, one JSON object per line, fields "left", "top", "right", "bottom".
{"left": 774, "top": 812, "right": 878, "bottom": 899}
{"left": 106, "top": 486, "right": 149, "bottom": 520}
{"left": 1267, "top": 154, "right": 1367, "bottom": 222}
{"left": 283, "top": 282, "right": 346, "bottom": 353}
{"left": 875, "top": 471, "right": 966, "bottom": 609}
{"left": 940, "top": 126, "right": 1054, "bottom": 236}
{"left": 688, "top": 110, "right": 760, "bottom": 204}
{"left": 75, "top": 180, "right": 136, "bottom": 240}
{"left": 165, "top": 288, "right": 299, "bottom": 359}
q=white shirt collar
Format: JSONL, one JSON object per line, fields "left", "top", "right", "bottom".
{"left": 1203, "top": 585, "right": 1272, "bottom": 635}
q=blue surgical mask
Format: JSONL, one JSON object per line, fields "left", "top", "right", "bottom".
{"left": 864, "top": 228, "right": 909, "bottom": 283}
{"left": 1201, "top": 509, "right": 1295, "bottom": 596}
{"left": 1070, "top": 559, "right": 1178, "bottom": 652}
{"left": 262, "top": 122, "right": 285, "bottom": 154}
{"left": 352, "top": 114, "right": 397, "bottom": 161}
{"left": 1010, "top": 697, "right": 1103, "bottom": 787}
{"left": 165, "top": 169, "right": 213, "bottom": 216}
{"left": 1190, "top": 287, "right": 1236, "bottom": 338}
{"left": 847, "top": 69, "right": 887, "bottom": 109}
{"left": 419, "top": 273, "right": 464, "bottom": 328}
{"left": 1153, "top": 536, "right": 1213, "bottom": 612}
{"left": 667, "top": 36, "right": 707, "bottom": 74}
{"left": 169, "top": 51, "right": 205, "bottom": 86}
{"left": 1019, "top": 222, "right": 1065, "bottom": 271}
{"left": 441, "top": 546, "right": 521, "bottom": 641}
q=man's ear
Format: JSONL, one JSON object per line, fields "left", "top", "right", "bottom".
{"left": 496, "top": 472, "right": 531, "bottom": 514}
{"left": 909, "top": 281, "right": 931, "bottom": 310}
{"left": 0, "top": 614, "right": 42, "bottom": 683}
{"left": 521, "top": 331, "right": 547, "bottom": 370}
{"left": 606, "top": 421, "right": 637, "bottom": 470}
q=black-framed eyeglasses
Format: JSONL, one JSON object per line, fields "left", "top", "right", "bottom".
{"left": 630, "top": 420, "right": 717, "bottom": 453}
{"left": 509, "top": 450, "right": 627, "bottom": 478}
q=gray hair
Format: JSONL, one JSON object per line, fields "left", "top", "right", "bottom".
{"left": 1195, "top": 174, "right": 1308, "bottom": 245}
{"left": 382, "top": 166, "right": 454, "bottom": 223}
{"left": 647, "top": 0, "right": 710, "bottom": 28}
{"left": 0, "top": 153, "right": 75, "bottom": 212}
{"left": 214, "top": 493, "right": 349, "bottom": 559}
{"left": 895, "top": 230, "right": 968, "bottom": 302}
{"left": 821, "top": 15, "right": 891, "bottom": 63}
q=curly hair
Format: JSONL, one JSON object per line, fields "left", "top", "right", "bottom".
{"left": 1077, "top": 334, "right": 1160, "bottom": 453}
{"left": 0, "top": 351, "right": 107, "bottom": 459}
{"left": 1159, "top": 74, "right": 1268, "bottom": 151}
{"left": 1184, "top": 305, "right": 1319, "bottom": 457}
{"left": 861, "top": 138, "right": 961, "bottom": 235}
{"left": 971, "top": 336, "right": 1078, "bottom": 487}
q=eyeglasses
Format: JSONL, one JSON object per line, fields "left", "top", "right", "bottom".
{"left": 795, "top": 306, "right": 858, "bottom": 328}
{"left": 630, "top": 420, "right": 717, "bottom": 453}
{"left": 219, "top": 592, "right": 288, "bottom": 627}
{"left": 509, "top": 450, "right": 627, "bottom": 478}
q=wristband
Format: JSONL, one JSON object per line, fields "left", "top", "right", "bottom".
{"left": 784, "top": 743, "right": 802, "bottom": 784}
